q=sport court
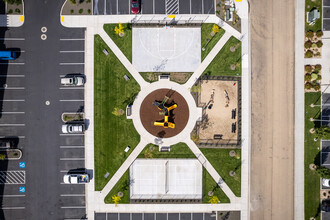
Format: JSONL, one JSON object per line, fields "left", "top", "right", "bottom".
{"left": 130, "top": 159, "right": 202, "bottom": 199}
{"left": 132, "top": 27, "right": 201, "bottom": 72}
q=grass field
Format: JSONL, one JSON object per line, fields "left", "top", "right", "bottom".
{"left": 203, "top": 168, "right": 230, "bottom": 203}
{"left": 305, "top": 0, "right": 322, "bottom": 32}
{"left": 201, "top": 24, "right": 226, "bottom": 61}
{"left": 138, "top": 143, "right": 196, "bottom": 159}
{"left": 203, "top": 36, "right": 241, "bottom": 76}
{"left": 104, "top": 23, "right": 132, "bottom": 62}
{"left": 94, "top": 35, "right": 141, "bottom": 191}
{"left": 104, "top": 171, "right": 130, "bottom": 204}
{"left": 200, "top": 148, "right": 241, "bottom": 197}
{"left": 305, "top": 92, "right": 321, "bottom": 220}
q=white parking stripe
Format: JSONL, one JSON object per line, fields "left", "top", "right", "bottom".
{"left": 60, "top": 146, "right": 84, "bottom": 148}
{"left": 60, "top": 158, "right": 85, "bottom": 160}
{"left": 60, "top": 206, "right": 85, "bottom": 209}
{"left": 59, "top": 87, "right": 84, "bottom": 90}
{"left": 60, "top": 170, "right": 68, "bottom": 172}
{"left": 0, "top": 195, "right": 25, "bottom": 197}
{"left": 60, "top": 100, "right": 84, "bottom": 102}
{"left": 0, "top": 99, "right": 25, "bottom": 101}
{"left": 0, "top": 75, "right": 25, "bottom": 77}
{"left": 60, "top": 134, "right": 84, "bottom": 136}
{"left": 60, "top": 194, "right": 85, "bottom": 197}
{"left": 60, "top": 39, "right": 84, "bottom": 41}
{"left": 1, "top": 207, "right": 25, "bottom": 209}
{"left": 1, "top": 112, "right": 25, "bottom": 114}
{"left": 0, "top": 38, "right": 25, "bottom": 40}
{"left": 59, "top": 63, "right": 84, "bottom": 65}
{"left": 0, "top": 124, "right": 25, "bottom": 126}
{"left": 0, "top": 136, "right": 24, "bottom": 138}
{"left": 0, "top": 63, "right": 25, "bottom": 65}
{"left": 59, "top": 51, "right": 84, "bottom": 53}
{"left": 0, "top": 87, "right": 25, "bottom": 90}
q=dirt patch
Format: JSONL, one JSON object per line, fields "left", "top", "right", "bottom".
{"left": 198, "top": 80, "right": 238, "bottom": 141}
{"left": 140, "top": 89, "right": 189, "bottom": 138}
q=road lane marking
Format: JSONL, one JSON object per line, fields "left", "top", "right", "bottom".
{"left": 60, "top": 158, "right": 85, "bottom": 160}
{"left": 60, "top": 146, "right": 84, "bottom": 148}
{"left": 59, "top": 51, "right": 84, "bottom": 53}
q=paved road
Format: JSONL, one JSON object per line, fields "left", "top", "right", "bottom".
{"left": 249, "top": 0, "right": 295, "bottom": 219}
{"left": 0, "top": 0, "right": 87, "bottom": 219}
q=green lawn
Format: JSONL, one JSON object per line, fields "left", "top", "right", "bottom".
{"left": 305, "top": 0, "right": 322, "bottom": 32}
{"left": 203, "top": 36, "right": 241, "bottom": 76}
{"left": 203, "top": 168, "right": 230, "bottom": 203}
{"left": 138, "top": 143, "right": 196, "bottom": 159}
{"left": 104, "top": 171, "right": 130, "bottom": 204}
{"left": 305, "top": 92, "right": 321, "bottom": 220}
{"left": 201, "top": 24, "right": 226, "bottom": 61}
{"left": 104, "top": 23, "right": 132, "bottom": 62}
{"left": 94, "top": 35, "right": 141, "bottom": 191}
{"left": 200, "top": 148, "right": 241, "bottom": 197}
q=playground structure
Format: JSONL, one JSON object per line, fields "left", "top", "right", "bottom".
{"left": 153, "top": 96, "right": 178, "bottom": 128}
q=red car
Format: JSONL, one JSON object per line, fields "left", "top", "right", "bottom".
{"left": 131, "top": 0, "right": 140, "bottom": 14}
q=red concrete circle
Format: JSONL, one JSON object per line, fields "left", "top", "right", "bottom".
{"left": 139, "top": 89, "right": 189, "bottom": 138}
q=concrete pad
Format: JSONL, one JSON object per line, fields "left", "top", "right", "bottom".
{"left": 132, "top": 27, "right": 201, "bottom": 72}
{"left": 130, "top": 159, "right": 202, "bottom": 199}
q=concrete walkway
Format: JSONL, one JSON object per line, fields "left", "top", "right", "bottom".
{"left": 185, "top": 31, "right": 232, "bottom": 89}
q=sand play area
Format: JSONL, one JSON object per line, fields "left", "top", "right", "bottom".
{"left": 198, "top": 80, "right": 238, "bottom": 141}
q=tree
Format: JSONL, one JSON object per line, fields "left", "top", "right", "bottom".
{"left": 305, "top": 73, "right": 311, "bottom": 82}
{"left": 316, "top": 166, "right": 330, "bottom": 179}
{"left": 112, "top": 194, "right": 121, "bottom": 206}
{"left": 305, "top": 65, "right": 312, "bottom": 72}
{"left": 211, "top": 24, "right": 220, "bottom": 35}
{"left": 190, "top": 85, "right": 201, "bottom": 93}
{"left": 112, "top": 107, "right": 124, "bottom": 116}
{"left": 316, "top": 30, "right": 323, "bottom": 38}
{"left": 315, "top": 126, "right": 330, "bottom": 139}
{"left": 305, "top": 40, "right": 312, "bottom": 49}
{"left": 316, "top": 40, "right": 323, "bottom": 48}
{"left": 315, "top": 64, "right": 322, "bottom": 71}
{"left": 306, "top": 30, "right": 314, "bottom": 38}
{"left": 209, "top": 195, "right": 220, "bottom": 204}
{"left": 114, "top": 23, "right": 125, "bottom": 37}
{"left": 191, "top": 133, "right": 200, "bottom": 143}
{"left": 305, "top": 50, "right": 313, "bottom": 58}
{"left": 305, "top": 82, "right": 312, "bottom": 89}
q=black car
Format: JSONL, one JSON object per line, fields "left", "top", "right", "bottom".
{"left": 322, "top": 200, "right": 330, "bottom": 212}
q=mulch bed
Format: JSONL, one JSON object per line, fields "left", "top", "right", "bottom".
{"left": 140, "top": 89, "right": 189, "bottom": 138}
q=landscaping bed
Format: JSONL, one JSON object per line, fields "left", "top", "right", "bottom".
{"left": 304, "top": 64, "right": 321, "bottom": 92}
{"left": 203, "top": 168, "right": 230, "bottom": 203}
{"left": 138, "top": 143, "right": 196, "bottom": 159}
{"left": 201, "top": 23, "right": 225, "bottom": 61}
{"left": 203, "top": 36, "right": 241, "bottom": 76}
{"left": 140, "top": 72, "right": 192, "bottom": 84}
{"left": 104, "top": 23, "right": 132, "bottom": 62}
{"left": 94, "top": 35, "right": 140, "bottom": 191}
{"left": 0, "top": 149, "right": 22, "bottom": 160}
{"left": 105, "top": 171, "right": 130, "bottom": 204}
{"left": 61, "top": 0, "right": 92, "bottom": 15}
{"left": 305, "top": 0, "right": 322, "bottom": 32}
{"left": 215, "top": 0, "right": 241, "bottom": 32}
{"left": 6, "top": 0, "right": 23, "bottom": 15}
{"left": 61, "top": 112, "right": 84, "bottom": 122}
{"left": 305, "top": 92, "right": 321, "bottom": 220}
{"left": 200, "top": 148, "right": 241, "bottom": 196}
{"left": 304, "top": 31, "right": 323, "bottom": 58}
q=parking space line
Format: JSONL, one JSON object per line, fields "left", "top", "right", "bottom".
{"left": 0, "top": 124, "right": 25, "bottom": 126}
{"left": 60, "top": 134, "right": 84, "bottom": 136}
{"left": 59, "top": 87, "right": 84, "bottom": 90}
{"left": 0, "top": 99, "right": 25, "bottom": 101}
{"left": 104, "top": 0, "right": 106, "bottom": 15}
{"left": 153, "top": 0, "right": 155, "bottom": 14}
{"left": 117, "top": 0, "right": 119, "bottom": 14}
{"left": 60, "top": 38, "right": 84, "bottom": 41}
{"left": 0, "top": 194, "right": 25, "bottom": 197}
{"left": 0, "top": 75, "right": 25, "bottom": 77}
{"left": 60, "top": 206, "right": 85, "bottom": 209}
{"left": 0, "top": 63, "right": 25, "bottom": 65}
{"left": 1, "top": 207, "right": 25, "bottom": 209}
{"left": 190, "top": 0, "right": 191, "bottom": 13}
{"left": 0, "top": 136, "right": 25, "bottom": 138}
{"left": 60, "top": 158, "right": 85, "bottom": 160}
{"left": 202, "top": 0, "right": 204, "bottom": 13}
{"left": 60, "top": 170, "right": 68, "bottom": 172}
{"left": 0, "top": 87, "right": 25, "bottom": 90}
{"left": 60, "top": 194, "right": 85, "bottom": 197}
{"left": 59, "top": 99, "right": 84, "bottom": 102}
{"left": 0, "top": 38, "right": 25, "bottom": 40}
{"left": 59, "top": 63, "right": 84, "bottom": 65}
{"left": 1, "top": 112, "right": 25, "bottom": 114}
{"left": 59, "top": 51, "right": 84, "bottom": 53}
{"left": 60, "top": 146, "right": 84, "bottom": 148}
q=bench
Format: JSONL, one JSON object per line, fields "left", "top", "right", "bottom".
{"left": 124, "top": 146, "right": 130, "bottom": 152}
{"left": 124, "top": 75, "right": 130, "bottom": 81}
{"left": 214, "top": 134, "right": 223, "bottom": 139}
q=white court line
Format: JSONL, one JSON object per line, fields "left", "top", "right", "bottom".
{"left": 0, "top": 63, "right": 25, "bottom": 65}
{"left": 59, "top": 51, "right": 84, "bottom": 53}
{"left": 0, "top": 99, "right": 25, "bottom": 101}
{"left": 0, "top": 195, "right": 25, "bottom": 197}
{"left": 59, "top": 87, "right": 84, "bottom": 90}
{"left": 1, "top": 112, "right": 25, "bottom": 114}
{"left": 1, "top": 207, "right": 25, "bottom": 210}
{"left": 0, "top": 38, "right": 25, "bottom": 40}
{"left": 0, "top": 75, "right": 25, "bottom": 77}
{"left": 60, "top": 206, "right": 85, "bottom": 209}
{"left": 60, "top": 39, "right": 84, "bottom": 41}
{"left": 60, "top": 146, "right": 84, "bottom": 148}
{"left": 60, "top": 133, "right": 84, "bottom": 136}
{"left": 59, "top": 63, "right": 84, "bottom": 65}
{"left": 60, "top": 194, "right": 85, "bottom": 197}
{"left": 60, "top": 158, "right": 85, "bottom": 161}
{"left": 0, "top": 124, "right": 25, "bottom": 126}
{"left": 59, "top": 100, "right": 84, "bottom": 102}
{"left": 0, "top": 87, "right": 25, "bottom": 90}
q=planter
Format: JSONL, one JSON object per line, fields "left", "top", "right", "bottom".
{"left": 0, "top": 149, "right": 22, "bottom": 160}
{"left": 62, "top": 112, "right": 84, "bottom": 122}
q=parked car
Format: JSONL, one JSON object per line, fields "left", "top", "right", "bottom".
{"left": 323, "top": 179, "right": 330, "bottom": 187}
{"left": 62, "top": 124, "right": 84, "bottom": 133}
{"left": 322, "top": 200, "right": 330, "bottom": 212}
{"left": 131, "top": 0, "right": 140, "bottom": 14}
{"left": 63, "top": 173, "right": 90, "bottom": 184}
{"left": 61, "top": 76, "right": 84, "bottom": 86}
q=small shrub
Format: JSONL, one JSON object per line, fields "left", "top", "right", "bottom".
{"left": 69, "top": 0, "right": 76, "bottom": 4}
{"left": 305, "top": 73, "right": 311, "bottom": 82}
{"left": 79, "top": 9, "right": 83, "bottom": 14}
{"left": 316, "top": 40, "right": 323, "bottom": 48}
{"left": 306, "top": 30, "right": 314, "bottom": 38}
{"left": 315, "top": 64, "right": 322, "bottom": 71}
{"left": 313, "top": 70, "right": 319, "bottom": 74}
{"left": 313, "top": 83, "right": 320, "bottom": 91}
{"left": 305, "top": 65, "right": 312, "bottom": 72}
{"left": 15, "top": 8, "right": 20, "bottom": 13}
{"left": 305, "top": 50, "right": 313, "bottom": 58}
{"left": 112, "top": 107, "right": 124, "bottom": 116}
{"left": 317, "top": 75, "right": 322, "bottom": 80}
{"left": 304, "top": 40, "right": 312, "bottom": 49}
{"left": 305, "top": 82, "right": 312, "bottom": 89}
{"left": 316, "top": 30, "right": 323, "bottom": 37}
{"left": 86, "top": 0, "right": 91, "bottom": 2}
{"left": 0, "top": 154, "right": 5, "bottom": 160}
{"left": 315, "top": 52, "right": 321, "bottom": 57}
{"left": 311, "top": 73, "right": 318, "bottom": 80}
{"left": 70, "top": 9, "right": 74, "bottom": 14}
{"left": 88, "top": 9, "right": 91, "bottom": 14}
{"left": 7, "top": 9, "right": 13, "bottom": 14}
{"left": 316, "top": 166, "right": 330, "bottom": 178}
{"left": 4, "top": 0, "right": 22, "bottom": 5}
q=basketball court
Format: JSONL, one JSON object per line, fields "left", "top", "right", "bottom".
{"left": 132, "top": 27, "right": 201, "bottom": 72}
{"left": 130, "top": 159, "right": 202, "bottom": 199}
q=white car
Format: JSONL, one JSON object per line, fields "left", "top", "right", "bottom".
{"left": 63, "top": 173, "right": 90, "bottom": 184}
{"left": 62, "top": 124, "right": 84, "bottom": 133}
{"left": 323, "top": 179, "right": 330, "bottom": 187}
{"left": 61, "top": 76, "right": 84, "bottom": 86}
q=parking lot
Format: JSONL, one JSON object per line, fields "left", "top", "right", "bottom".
{"left": 95, "top": 212, "right": 218, "bottom": 220}
{"left": 324, "top": 0, "right": 330, "bottom": 30}
{"left": 93, "top": 0, "right": 215, "bottom": 15}
{"left": 57, "top": 30, "right": 86, "bottom": 219}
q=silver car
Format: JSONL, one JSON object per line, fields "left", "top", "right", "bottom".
{"left": 62, "top": 124, "right": 84, "bottom": 133}
{"left": 61, "top": 76, "right": 84, "bottom": 86}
